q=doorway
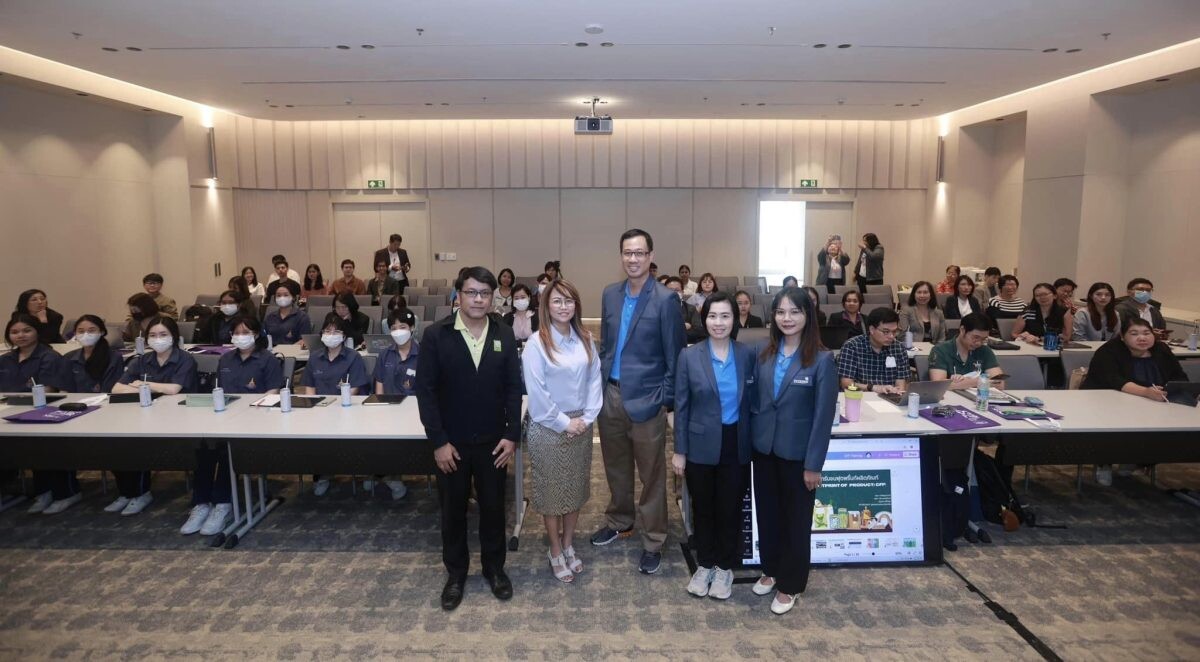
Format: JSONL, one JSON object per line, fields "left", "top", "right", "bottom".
{"left": 332, "top": 202, "right": 430, "bottom": 287}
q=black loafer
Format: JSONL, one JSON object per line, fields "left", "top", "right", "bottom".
{"left": 441, "top": 577, "right": 465, "bottom": 611}
{"left": 483, "top": 569, "right": 513, "bottom": 600}
{"left": 977, "top": 528, "right": 993, "bottom": 544}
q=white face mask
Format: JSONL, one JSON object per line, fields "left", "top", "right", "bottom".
{"left": 275, "top": 296, "right": 293, "bottom": 308}
{"left": 321, "top": 333, "right": 344, "bottom": 348}
{"left": 231, "top": 334, "right": 256, "bottom": 350}
{"left": 513, "top": 298, "right": 530, "bottom": 312}
{"left": 219, "top": 304, "right": 239, "bottom": 316}
{"left": 76, "top": 332, "right": 102, "bottom": 347}
{"left": 148, "top": 337, "right": 174, "bottom": 353}
{"left": 390, "top": 329, "right": 412, "bottom": 345}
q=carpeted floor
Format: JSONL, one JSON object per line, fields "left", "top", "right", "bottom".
{"left": 1, "top": 450, "right": 1198, "bottom": 660}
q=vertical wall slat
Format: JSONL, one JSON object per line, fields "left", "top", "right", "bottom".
{"left": 274, "top": 121, "right": 296, "bottom": 190}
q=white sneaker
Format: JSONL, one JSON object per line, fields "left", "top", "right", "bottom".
{"left": 200, "top": 503, "right": 233, "bottom": 535}
{"left": 362, "top": 479, "right": 376, "bottom": 492}
{"left": 120, "top": 492, "right": 154, "bottom": 516}
{"left": 687, "top": 566, "right": 715, "bottom": 597}
{"left": 770, "top": 592, "right": 797, "bottom": 615}
{"left": 43, "top": 493, "right": 83, "bottom": 515}
{"left": 1095, "top": 465, "right": 1113, "bottom": 486}
{"left": 26, "top": 491, "right": 53, "bottom": 514}
{"left": 709, "top": 568, "right": 734, "bottom": 600}
{"left": 752, "top": 575, "right": 776, "bottom": 596}
{"left": 387, "top": 480, "right": 408, "bottom": 500}
{"left": 104, "top": 496, "right": 131, "bottom": 513}
{"left": 180, "top": 504, "right": 212, "bottom": 535}
{"left": 313, "top": 479, "right": 331, "bottom": 496}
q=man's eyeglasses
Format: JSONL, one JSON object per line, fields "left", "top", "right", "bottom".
{"left": 461, "top": 289, "right": 493, "bottom": 300}
{"left": 621, "top": 250, "right": 650, "bottom": 260}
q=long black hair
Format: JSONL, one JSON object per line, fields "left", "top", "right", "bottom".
{"left": 760, "top": 287, "right": 823, "bottom": 367}
{"left": 14, "top": 289, "right": 46, "bottom": 316}
{"left": 74, "top": 314, "right": 113, "bottom": 383}
{"left": 230, "top": 315, "right": 269, "bottom": 352}
{"left": 304, "top": 263, "right": 325, "bottom": 291}
{"left": 1086, "top": 282, "right": 1119, "bottom": 333}
{"left": 5, "top": 313, "right": 44, "bottom": 349}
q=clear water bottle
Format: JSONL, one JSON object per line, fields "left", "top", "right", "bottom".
{"left": 340, "top": 380, "right": 352, "bottom": 407}
{"left": 976, "top": 368, "right": 990, "bottom": 413}
{"left": 138, "top": 381, "right": 153, "bottom": 407}
{"left": 907, "top": 391, "right": 920, "bottom": 418}
{"left": 212, "top": 385, "right": 226, "bottom": 412}
{"left": 903, "top": 329, "right": 914, "bottom": 350}
{"left": 832, "top": 396, "right": 840, "bottom": 427}
{"left": 178, "top": 336, "right": 186, "bottom": 349}
{"left": 32, "top": 383, "right": 47, "bottom": 408}
{"left": 135, "top": 335, "right": 145, "bottom": 355}
{"left": 279, "top": 385, "right": 292, "bottom": 412}
{"left": 266, "top": 333, "right": 274, "bottom": 351}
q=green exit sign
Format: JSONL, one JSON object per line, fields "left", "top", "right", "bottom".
{"left": 366, "top": 179, "right": 387, "bottom": 189}
{"left": 799, "top": 179, "right": 819, "bottom": 188}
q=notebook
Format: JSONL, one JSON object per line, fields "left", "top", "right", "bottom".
{"left": 0, "top": 394, "right": 67, "bottom": 406}
{"left": 363, "top": 393, "right": 407, "bottom": 406}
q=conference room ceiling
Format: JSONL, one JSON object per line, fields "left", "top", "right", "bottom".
{"left": 1, "top": 0, "right": 1198, "bottom": 121}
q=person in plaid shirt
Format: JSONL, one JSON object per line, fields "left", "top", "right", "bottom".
{"left": 836, "top": 308, "right": 908, "bottom": 394}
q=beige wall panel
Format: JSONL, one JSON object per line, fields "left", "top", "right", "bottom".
{"left": 693, "top": 119, "right": 711, "bottom": 187}
{"left": 493, "top": 189, "right": 561, "bottom": 277}
{"left": 292, "top": 121, "right": 311, "bottom": 189}
{"left": 560, "top": 189, "right": 627, "bottom": 312}
{"left": 627, "top": 189, "right": 693, "bottom": 277}
{"left": 341, "top": 121, "right": 361, "bottom": 189}
{"left": 235, "top": 115, "right": 257, "bottom": 187}
{"left": 428, "top": 189, "right": 493, "bottom": 279}
{"left": 326, "top": 122, "right": 345, "bottom": 190}
{"left": 273, "top": 121, "right": 295, "bottom": 190}
{"left": 692, "top": 189, "right": 758, "bottom": 280}
{"left": 775, "top": 120, "right": 794, "bottom": 188}
{"left": 309, "top": 122, "right": 330, "bottom": 189}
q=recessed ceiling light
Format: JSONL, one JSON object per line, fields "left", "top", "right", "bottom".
{"left": 756, "top": 102, "right": 766, "bottom": 106}
{"left": 1066, "top": 48, "right": 1082, "bottom": 53}
{"left": 584, "top": 24, "right": 604, "bottom": 35}
{"left": 813, "top": 43, "right": 827, "bottom": 48}
{"left": 424, "top": 102, "right": 433, "bottom": 106}
{"left": 75, "top": 92, "right": 89, "bottom": 96}
{"left": 1155, "top": 77, "right": 1171, "bottom": 82}
{"left": 142, "top": 108, "right": 152, "bottom": 112}
{"left": 285, "top": 104, "right": 294, "bottom": 108}
{"left": 894, "top": 103, "right": 904, "bottom": 107}
{"left": 101, "top": 47, "right": 118, "bottom": 52}
{"left": 739, "top": 102, "right": 749, "bottom": 106}
{"left": 125, "top": 46, "right": 142, "bottom": 52}
{"left": 440, "top": 102, "right": 449, "bottom": 106}
{"left": 336, "top": 44, "right": 350, "bottom": 50}
{"left": 358, "top": 114, "right": 365, "bottom": 118}
{"left": 575, "top": 42, "right": 588, "bottom": 47}
{"left": 269, "top": 104, "right": 278, "bottom": 108}
{"left": 361, "top": 44, "right": 375, "bottom": 50}
{"left": 837, "top": 43, "right": 851, "bottom": 49}
{"left": 1042, "top": 48, "right": 1058, "bottom": 53}
{"left": 600, "top": 42, "right": 614, "bottom": 47}
{"left": 995, "top": 117, "right": 1004, "bottom": 121}
{"left": 910, "top": 103, "right": 920, "bottom": 107}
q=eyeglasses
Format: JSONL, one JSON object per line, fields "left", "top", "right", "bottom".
{"left": 461, "top": 289, "right": 493, "bottom": 300}
{"left": 875, "top": 327, "right": 899, "bottom": 336}
{"left": 548, "top": 298, "right": 576, "bottom": 308}
{"left": 773, "top": 309, "right": 805, "bottom": 320}
{"left": 621, "top": 250, "right": 650, "bottom": 260}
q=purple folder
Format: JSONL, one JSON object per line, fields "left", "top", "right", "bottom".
{"left": 987, "top": 405, "right": 1063, "bottom": 421}
{"left": 918, "top": 405, "right": 1000, "bottom": 431}
{"left": 3, "top": 406, "right": 100, "bottom": 424}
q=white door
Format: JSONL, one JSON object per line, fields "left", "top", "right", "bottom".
{"left": 804, "top": 202, "right": 854, "bottom": 286}
{"left": 333, "top": 202, "right": 430, "bottom": 286}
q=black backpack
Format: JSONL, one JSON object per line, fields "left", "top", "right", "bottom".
{"left": 974, "top": 449, "right": 1028, "bottom": 530}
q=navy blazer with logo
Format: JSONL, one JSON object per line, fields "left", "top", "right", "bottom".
{"left": 599, "top": 279, "right": 686, "bottom": 422}
{"left": 673, "top": 339, "right": 757, "bottom": 466}
{"left": 750, "top": 345, "right": 838, "bottom": 470}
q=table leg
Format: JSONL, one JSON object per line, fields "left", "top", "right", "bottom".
{"left": 508, "top": 443, "right": 527, "bottom": 551}
{"left": 210, "top": 443, "right": 247, "bottom": 548}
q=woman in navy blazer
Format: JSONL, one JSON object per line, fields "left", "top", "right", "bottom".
{"left": 672, "top": 292, "right": 757, "bottom": 601}
{"left": 749, "top": 287, "right": 838, "bottom": 616}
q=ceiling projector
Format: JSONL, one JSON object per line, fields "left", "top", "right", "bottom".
{"left": 575, "top": 97, "right": 613, "bottom": 135}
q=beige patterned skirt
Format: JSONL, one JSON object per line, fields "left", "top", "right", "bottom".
{"left": 526, "top": 410, "right": 592, "bottom": 516}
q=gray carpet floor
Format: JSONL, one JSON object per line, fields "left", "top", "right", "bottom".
{"left": 1, "top": 451, "right": 1198, "bottom": 660}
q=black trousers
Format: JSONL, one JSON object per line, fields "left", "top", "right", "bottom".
{"left": 686, "top": 460, "right": 748, "bottom": 571}
{"left": 753, "top": 451, "right": 817, "bottom": 595}
{"left": 33, "top": 470, "right": 79, "bottom": 499}
{"left": 824, "top": 276, "right": 845, "bottom": 294}
{"left": 436, "top": 443, "right": 507, "bottom": 580}
{"left": 113, "top": 471, "right": 151, "bottom": 498}
{"left": 193, "top": 446, "right": 232, "bottom": 505}
{"left": 857, "top": 277, "right": 883, "bottom": 293}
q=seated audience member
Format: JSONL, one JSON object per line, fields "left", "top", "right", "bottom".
{"left": 928, "top": 313, "right": 1005, "bottom": 388}
{"left": 63, "top": 315, "right": 125, "bottom": 395}
{"left": 12, "top": 289, "right": 65, "bottom": 344}
{"left": 1114, "top": 278, "right": 1167, "bottom": 339}
{"left": 666, "top": 277, "right": 705, "bottom": 344}
{"left": 816, "top": 235, "right": 849, "bottom": 294}
{"left": 974, "top": 267, "right": 1002, "bottom": 310}
{"left": 266, "top": 254, "right": 301, "bottom": 284}
{"left": 801, "top": 286, "right": 827, "bottom": 327}
{"left": 448, "top": 266, "right": 471, "bottom": 309}
{"left": 686, "top": 272, "right": 719, "bottom": 310}
{"left": 365, "top": 307, "right": 421, "bottom": 500}
{"left": 1082, "top": 317, "right": 1185, "bottom": 399}
{"left": 182, "top": 315, "right": 283, "bottom": 536}
{"left": 205, "top": 290, "right": 243, "bottom": 345}
{"left": 1073, "top": 282, "right": 1120, "bottom": 342}
{"left": 1, "top": 314, "right": 76, "bottom": 515}
{"left": 649, "top": 263, "right": 659, "bottom": 279}
{"left": 899, "top": 281, "right": 947, "bottom": 343}
{"left": 678, "top": 264, "right": 698, "bottom": 297}
{"left": 122, "top": 293, "right": 160, "bottom": 342}
{"left": 493, "top": 268, "right": 515, "bottom": 315}
{"left": 986, "top": 275, "right": 1026, "bottom": 323}
{"left": 302, "top": 313, "right": 372, "bottom": 497}
{"left": 502, "top": 284, "right": 539, "bottom": 341}
{"left": 829, "top": 290, "right": 867, "bottom": 338}
{"left": 111, "top": 316, "right": 199, "bottom": 515}
{"left": 366, "top": 259, "right": 401, "bottom": 306}
{"left": 264, "top": 282, "right": 311, "bottom": 345}
{"left": 333, "top": 291, "right": 370, "bottom": 347}
{"left": 544, "top": 260, "right": 562, "bottom": 281}
{"left": 935, "top": 265, "right": 961, "bottom": 295}
{"left": 265, "top": 259, "right": 301, "bottom": 299}
{"left": 656, "top": 274, "right": 671, "bottom": 285}
{"left": 329, "top": 259, "right": 367, "bottom": 296}
{"left": 242, "top": 266, "right": 265, "bottom": 299}
{"left": 943, "top": 275, "right": 982, "bottom": 320}
{"left": 1012, "top": 282, "right": 1069, "bottom": 343}
{"left": 385, "top": 293, "right": 409, "bottom": 317}
{"left": 734, "top": 290, "right": 764, "bottom": 329}
{"left": 534, "top": 273, "right": 551, "bottom": 297}
{"left": 136, "top": 273, "right": 179, "bottom": 320}
{"left": 225, "top": 276, "right": 260, "bottom": 319}
{"left": 836, "top": 307, "right": 908, "bottom": 394}
{"left": 1053, "top": 278, "right": 1080, "bottom": 317}
{"left": 301, "top": 263, "right": 328, "bottom": 301}
{"left": 781, "top": 275, "right": 799, "bottom": 289}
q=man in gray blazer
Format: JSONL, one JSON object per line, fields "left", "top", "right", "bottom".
{"left": 591, "top": 229, "right": 686, "bottom": 575}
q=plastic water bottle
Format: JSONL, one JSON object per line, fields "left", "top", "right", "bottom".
{"left": 212, "top": 382, "right": 226, "bottom": 412}
{"left": 904, "top": 329, "right": 914, "bottom": 350}
{"left": 267, "top": 333, "right": 274, "bottom": 351}
{"left": 178, "top": 336, "right": 186, "bottom": 349}
{"left": 279, "top": 384, "right": 292, "bottom": 413}
{"left": 32, "top": 382, "right": 47, "bottom": 408}
{"left": 135, "top": 335, "right": 145, "bottom": 355}
{"left": 976, "top": 371, "right": 990, "bottom": 412}
{"left": 344, "top": 336, "right": 354, "bottom": 350}
{"left": 832, "top": 397, "right": 840, "bottom": 427}
{"left": 340, "top": 380, "right": 352, "bottom": 407}
{"left": 907, "top": 392, "right": 920, "bottom": 418}
{"left": 138, "top": 381, "right": 153, "bottom": 407}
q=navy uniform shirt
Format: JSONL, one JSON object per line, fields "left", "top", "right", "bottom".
{"left": 263, "top": 309, "right": 312, "bottom": 345}
{"left": 63, "top": 346, "right": 126, "bottom": 393}
{"left": 301, "top": 347, "right": 370, "bottom": 395}
{"left": 0, "top": 344, "right": 69, "bottom": 392}
{"left": 209, "top": 315, "right": 238, "bottom": 345}
{"left": 374, "top": 341, "right": 420, "bottom": 396}
{"left": 119, "top": 347, "right": 200, "bottom": 393}
{"left": 217, "top": 349, "right": 285, "bottom": 394}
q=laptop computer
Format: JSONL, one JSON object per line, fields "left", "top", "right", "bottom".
{"left": 879, "top": 381, "right": 952, "bottom": 407}
{"left": 363, "top": 334, "right": 394, "bottom": 354}
{"left": 1165, "top": 382, "right": 1200, "bottom": 407}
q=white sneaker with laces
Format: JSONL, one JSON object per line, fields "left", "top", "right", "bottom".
{"left": 387, "top": 480, "right": 408, "bottom": 500}
{"left": 43, "top": 493, "right": 83, "bottom": 515}
{"left": 752, "top": 575, "right": 776, "bottom": 596}
{"left": 104, "top": 496, "right": 131, "bottom": 513}
{"left": 709, "top": 568, "right": 734, "bottom": 600}
{"left": 200, "top": 503, "right": 233, "bottom": 535}
{"left": 770, "top": 592, "right": 797, "bottom": 615}
{"left": 27, "top": 491, "right": 53, "bottom": 514}
{"left": 313, "top": 479, "right": 331, "bottom": 496}
{"left": 120, "top": 492, "right": 154, "bottom": 516}
{"left": 687, "top": 566, "right": 715, "bottom": 597}
{"left": 180, "top": 504, "right": 212, "bottom": 535}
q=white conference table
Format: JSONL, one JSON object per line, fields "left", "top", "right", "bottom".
{"left": 903, "top": 339, "right": 1199, "bottom": 359}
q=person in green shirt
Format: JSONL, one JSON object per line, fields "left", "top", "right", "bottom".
{"left": 928, "top": 313, "right": 1006, "bottom": 389}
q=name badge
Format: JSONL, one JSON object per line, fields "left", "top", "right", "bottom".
{"left": 493, "top": 340, "right": 502, "bottom": 352}
{"left": 405, "top": 368, "right": 416, "bottom": 376}
{"left": 885, "top": 356, "right": 898, "bottom": 369}
{"left": 793, "top": 376, "right": 812, "bottom": 385}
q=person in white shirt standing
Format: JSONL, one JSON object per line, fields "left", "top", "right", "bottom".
{"left": 521, "top": 278, "right": 602, "bottom": 584}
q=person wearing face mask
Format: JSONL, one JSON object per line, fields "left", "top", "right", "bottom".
{"left": 12, "top": 289, "right": 66, "bottom": 344}
{"left": 665, "top": 277, "right": 705, "bottom": 344}
{"left": 263, "top": 281, "right": 311, "bottom": 345}
{"left": 301, "top": 313, "right": 371, "bottom": 496}
{"left": 121, "top": 292, "right": 160, "bottom": 343}
{"left": 111, "top": 317, "right": 199, "bottom": 515}
{"left": 534, "top": 273, "right": 551, "bottom": 298}
{"left": 181, "top": 316, "right": 283, "bottom": 536}
{"left": 502, "top": 284, "right": 539, "bottom": 341}
{"left": 365, "top": 307, "right": 421, "bottom": 501}
{"left": 1115, "top": 278, "right": 1167, "bottom": 340}
{"left": 205, "top": 290, "right": 243, "bottom": 345}
{"left": 672, "top": 292, "right": 757, "bottom": 601}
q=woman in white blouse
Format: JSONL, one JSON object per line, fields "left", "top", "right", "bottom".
{"left": 521, "top": 278, "right": 602, "bottom": 584}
